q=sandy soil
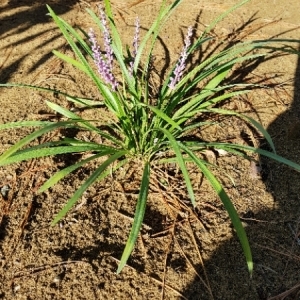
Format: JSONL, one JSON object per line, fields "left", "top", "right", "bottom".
{"left": 0, "top": 0, "right": 300, "bottom": 299}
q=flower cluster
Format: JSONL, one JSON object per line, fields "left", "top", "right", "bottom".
{"left": 99, "top": 7, "right": 114, "bottom": 72}
{"left": 88, "top": 7, "right": 118, "bottom": 91}
{"left": 129, "top": 17, "right": 140, "bottom": 76}
{"left": 168, "top": 26, "right": 193, "bottom": 90}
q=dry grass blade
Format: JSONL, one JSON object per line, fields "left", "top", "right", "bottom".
{"left": 151, "top": 166, "right": 214, "bottom": 298}
{"left": 12, "top": 260, "right": 90, "bottom": 279}
{"left": 127, "top": 0, "right": 149, "bottom": 9}
{"left": 149, "top": 275, "right": 189, "bottom": 300}
{"left": 109, "top": 256, "right": 189, "bottom": 299}
{"left": 173, "top": 236, "right": 213, "bottom": 298}
{"left": 0, "top": 47, "right": 13, "bottom": 71}
{"left": 187, "top": 219, "right": 213, "bottom": 298}
{"left": 160, "top": 219, "right": 176, "bottom": 300}
{"left": 268, "top": 282, "right": 300, "bottom": 300}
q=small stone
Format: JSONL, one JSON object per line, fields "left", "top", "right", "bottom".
{"left": 13, "top": 284, "right": 21, "bottom": 293}
{"left": 0, "top": 185, "right": 10, "bottom": 198}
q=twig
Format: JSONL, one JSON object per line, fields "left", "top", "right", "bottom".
{"left": 109, "top": 256, "right": 188, "bottom": 300}
{"left": 161, "top": 218, "right": 176, "bottom": 300}
{"left": 268, "top": 282, "right": 300, "bottom": 300}
{"left": 187, "top": 219, "right": 214, "bottom": 299}
{"left": 12, "top": 260, "right": 89, "bottom": 279}
{"left": 173, "top": 237, "right": 212, "bottom": 296}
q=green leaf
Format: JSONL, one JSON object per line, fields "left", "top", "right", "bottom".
{"left": 199, "top": 108, "right": 276, "bottom": 153}
{"left": 1, "top": 145, "right": 104, "bottom": 166}
{"left": 158, "top": 127, "right": 196, "bottom": 206}
{"left": 0, "top": 121, "right": 74, "bottom": 165}
{"left": 0, "top": 120, "right": 53, "bottom": 130}
{"left": 65, "top": 96, "right": 103, "bottom": 107}
{"left": 47, "top": 5, "right": 121, "bottom": 116}
{"left": 138, "top": 103, "right": 181, "bottom": 131}
{"left": 175, "top": 42, "right": 266, "bottom": 94}
{"left": 39, "top": 150, "right": 118, "bottom": 192}
{"left": 173, "top": 64, "right": 232, "bottom": 118}
{"left": 96, "top": 158, "right": 129, "bottom": 182}
{"left": 196, "top": 89, "right": 251, "bottom": 110}
{"left": 0, "top": 82, "right": 78, "bottom": 100}
{"left": 51, "top": 150, "right": 127, "bottom": 225}
{"left": 53, "top": 50, "right": 87, "bottom": 73}
{"left": 54, "top": 16, "right": 92, "bottom": 56}
{"left": 46, "top": 100, "right": 124, "bottom": 147}
{"left": 179, "top": 142, "right": 253, "bottom": 274}
{"left": 245, "top": 116, "right": 276, "bottom": 153}
{"left": 207, "top": 142, "right": 300, "bottom": 171}
{"left": 117, "top": 160, "right": 150, "bottom": 274}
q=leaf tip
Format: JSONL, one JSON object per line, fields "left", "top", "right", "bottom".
{"left": 116, "top": 263, "right": 125, "bottom": 275}
{"left": 248, "top": 260, "right": 254, "bottom": 277}
{"left": 51, "top": 216, "right": 60, "bottom": 227}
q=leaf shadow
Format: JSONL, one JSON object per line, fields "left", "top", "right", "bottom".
{"left": 0, "top": 0, "right": 100, "bottom": 82}
{"left": 180, "top": 42, "right": 300, "bottom": 300}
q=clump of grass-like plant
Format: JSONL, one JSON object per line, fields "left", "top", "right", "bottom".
{"left": 0, "top": 0, "right": 300, "bottom": 274}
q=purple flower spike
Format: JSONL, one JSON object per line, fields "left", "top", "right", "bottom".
{"left": 133, "top": 17, "right": 140, "bottom": 57}
{"left": 88, "top": 28, "right": 118, "bottom": 91}
{"left": 99, "top": 6, "right": 114, "bottom": 71}
{"left": 88, "top": 6, "right": 118, "bottom": 91}
{"left": 129, "top": 17, "right": 140, "bottom": 76}
{"left": 168, "top": 26, "right": 193, "bottom": 90}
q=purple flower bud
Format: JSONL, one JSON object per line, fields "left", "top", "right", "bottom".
{"left": 168, "top": 26, "right": 193, "bottom": 90}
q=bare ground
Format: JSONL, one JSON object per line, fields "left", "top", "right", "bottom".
{"left": 0, "top": 0, "right": 300, "bottom": 299}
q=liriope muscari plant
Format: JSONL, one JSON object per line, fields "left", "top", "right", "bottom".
{"left": 0, "top": 0, "right": 299, "bottom": 274}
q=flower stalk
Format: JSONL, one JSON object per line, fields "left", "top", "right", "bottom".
{"left": 129, "top": 17, "right": 140, "bottom": 76}
{"left": 168, "top": 26, "right": 193, "bottom": 90}
{"left": 88, "top": 6, "right": 118, "bottom": 91}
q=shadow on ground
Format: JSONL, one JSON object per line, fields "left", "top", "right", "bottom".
{"left": 0, "top": 0, "right": 93, "bottom": 82}
{"left": 182, "top": 48, "right": 300, "bottom": 300}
